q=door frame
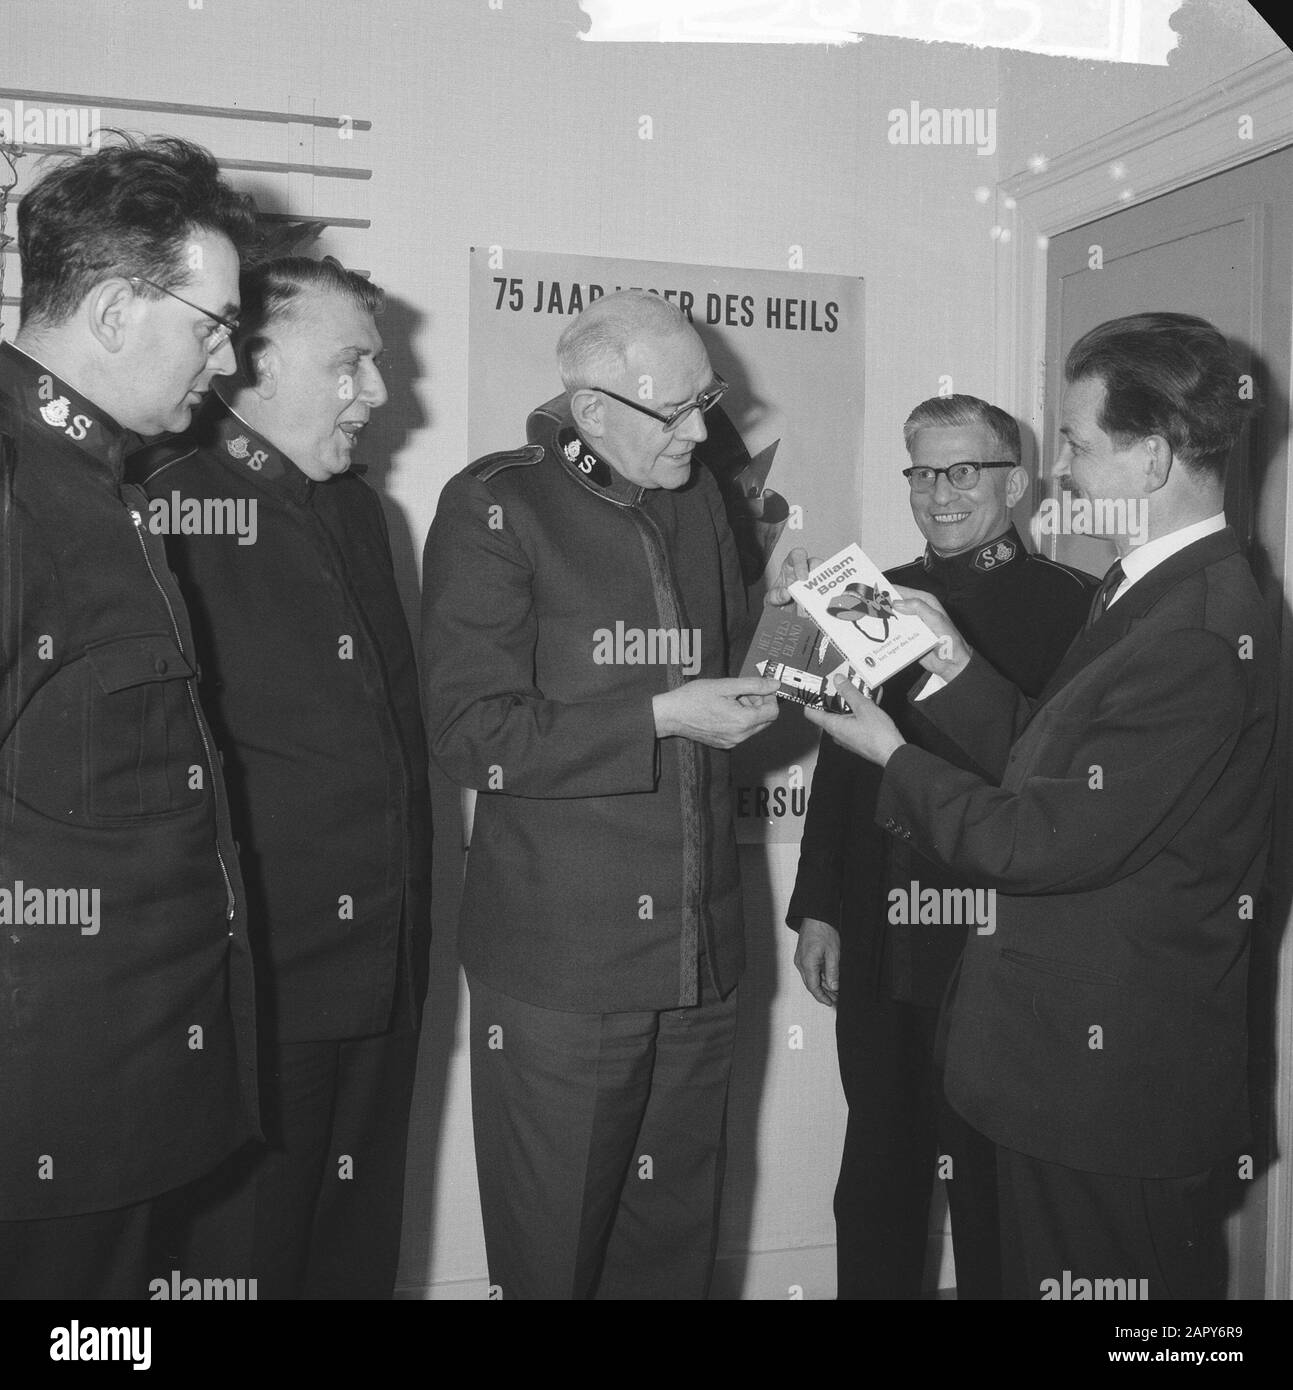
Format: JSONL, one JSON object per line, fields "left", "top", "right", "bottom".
{"left": 991, "top": 47, "right": 1293, "bottom": 1300}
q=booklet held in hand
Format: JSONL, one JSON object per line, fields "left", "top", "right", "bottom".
{"left": 787, "top": 543, "right": 939, "bottom": 688}
{"left": 740, "top": 599, "right": 853, "bottom": 712}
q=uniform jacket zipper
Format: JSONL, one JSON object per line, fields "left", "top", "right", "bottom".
{"left": 128, "top": 505, "right": 236, "bottom": 925}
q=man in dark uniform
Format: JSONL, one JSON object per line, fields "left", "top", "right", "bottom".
{"left": 0, "top": 135, "right": 259, "bottom": 1299}
{"left": 780, "top": 395, "right": 1096, "bottom": 1299}
{"left": 132, "top": 257, "right": 431, "bottom": 1298}
{"left": 422, "top": 289, "right": 779, "bottom": 1299}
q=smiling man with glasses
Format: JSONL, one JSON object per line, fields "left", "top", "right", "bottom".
{"left": 779, "top": 393, "right": 1096, "bottom": 1300}
{"left": 423, "top": 288, "right": 778, "bottom": 1299}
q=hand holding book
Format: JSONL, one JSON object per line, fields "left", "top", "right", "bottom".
{"left": 801, "top": 674, "right": 906, "bottom": 767}
{"left": 751, "top": 545, "right": 973, "bottom": 716}
{"left": 787, "top": 545, "right": 940, "bottom": 689}
{"left": 888, "top": 587, "right": 974, "bottom": 685}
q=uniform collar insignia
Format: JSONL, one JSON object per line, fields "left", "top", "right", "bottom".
{"left": 204, "top": 391, "right": 310, "bottom": 498}
{"left": 973, "top": 534, "right": 1018, "bottom": 572}
{"left": 0, "top": 341, "right": 131, "bottom": 477}
{"left": 554, "top": 425, "right": 644, "bottom": 507}
{"left": 923, "top": 527, "right": 1023, "bottom": 577}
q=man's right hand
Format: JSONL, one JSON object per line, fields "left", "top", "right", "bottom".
{"left": 891, "top": 587, "right": 973, "bottom": 684}
{"left": 794, "top": 918, "right": 840, "bottom": 1007}
{"left": 653, "top": 676, "right": 780, "bottom": 748}
{"left": 765, "top": 546, "right": 817, "bottom": 610}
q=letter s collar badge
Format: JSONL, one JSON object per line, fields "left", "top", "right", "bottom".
{"left": 39, "top": 396, "right": 71, "bottom": 428}
{"left": 556, "top": 426, "right": 613, "bottom": 488}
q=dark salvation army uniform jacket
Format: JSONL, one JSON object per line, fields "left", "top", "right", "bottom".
{"left": 0, "top": 342, "right": 258, "bottom": 1220}
{"left": 132, "top": 396, "right": 432, "bottom": 1044}
{"left": 421, "top": 403, "right": 750, "bottom": 1014}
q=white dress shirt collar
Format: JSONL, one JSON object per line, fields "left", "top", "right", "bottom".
{"left": 1109, "top": 513, "right": 1226, "bottom": 607}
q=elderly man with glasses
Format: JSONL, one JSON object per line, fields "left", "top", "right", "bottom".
{"left": 422, "top": 288, "right": 779, "bottom": 1299}
{"left": 777, "top": 394, "right": 1096, "bottom": 1300}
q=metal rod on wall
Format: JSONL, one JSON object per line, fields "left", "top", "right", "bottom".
{"left": 0, "top": 86, "right": 371, "bottom": 131}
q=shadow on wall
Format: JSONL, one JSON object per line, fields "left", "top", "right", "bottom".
{"left": 356, "top": 291, "right": 431, "bottom": 633}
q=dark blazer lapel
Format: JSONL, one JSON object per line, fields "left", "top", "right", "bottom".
{"left": 1033, "top": 527, "right": 1242, "bottom": 708}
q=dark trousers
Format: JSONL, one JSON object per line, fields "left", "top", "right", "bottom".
{"left": 0, "top": 1197, "right": 158, "bottom": 1300}
{"left": 835, "top": 978, "right": 1000, "bottom": 1299}
{"left": 996, "top": 1144, "right": 1222, "bottom": 1300}
{"left": 158, "top": 1028, "right": 420, "bottom": 1299}
{"left": 467, "top": 970, "right": 739, "bottom": 1300}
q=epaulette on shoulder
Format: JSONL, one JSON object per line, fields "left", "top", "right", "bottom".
{"left": 1029, "top": 551, "right": 1102, "bottom": 593}
{"left": 468, "top": 444, "right": 545, "bottom": 483}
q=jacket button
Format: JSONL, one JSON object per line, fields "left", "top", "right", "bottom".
{"left": 154, "top": 657, "right": 168, "bottom": 674}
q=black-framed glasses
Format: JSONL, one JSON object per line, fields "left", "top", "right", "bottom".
{"left": 591, "top": 375, "right": 728, "bottom": 430}
{"left": 130, "top": 276, "right": 240, "bottom": 354}
{"left": 902, "top": 461, "right": 1016, "bottom": 493}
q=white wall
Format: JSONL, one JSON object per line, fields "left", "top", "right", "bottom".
{"left": 5, "top": 0, "right": 1284, "bottom": 1299}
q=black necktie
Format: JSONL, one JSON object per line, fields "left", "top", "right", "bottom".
{"left": 1087, "top": 559, "right": 1125, "bottom": 629}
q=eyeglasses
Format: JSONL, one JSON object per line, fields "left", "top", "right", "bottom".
{"left": 130, "top": 276, "right": 240, "bottom": 354}
{"left": 902, "top": 461, "right": 1016, "bottom": 492}
{"left": 590, "top": 375, "right": 728, "bottom": 430}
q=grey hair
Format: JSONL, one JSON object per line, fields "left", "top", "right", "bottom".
{"left": 902, "top": 394, "right": 1021, "bottom": 464}
{"left": 557, "top": 289, "right": 692, "bottom": 390}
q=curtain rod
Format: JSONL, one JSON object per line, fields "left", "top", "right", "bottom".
{"left": 2, "top": 210, "right": 371, "bottom": 234}
{"left": 2, "top": 142, "right": 371, "bottom": 181}
{"left": 0, "top": 87, "right": 371, "bottom": 132}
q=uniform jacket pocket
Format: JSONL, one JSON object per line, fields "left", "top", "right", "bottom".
{"left": 83, "top": 633, "right": 200, "bottom": 819}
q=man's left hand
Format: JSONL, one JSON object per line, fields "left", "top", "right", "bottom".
{"left": 802, "top": 676, "right": 906, "bottom": 766}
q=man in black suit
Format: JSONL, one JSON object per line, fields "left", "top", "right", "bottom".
{"left": 783, "top": 395, "right": 1095, "bottom": 1299}
{"left": 807, "top": 313, "right": 1278, "bottom": 1300}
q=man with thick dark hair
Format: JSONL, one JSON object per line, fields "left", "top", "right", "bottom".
{"left": 808, "top": 313, "right": 1278, "bottom": 1300}
{"left": 1064, "top": 313, "right": 1246, "bottom": 475}
{"left": 0, "top": 134, "right": 259, "bottom": 1299}
{"left": 782, "top": 394, "right": 1095, "bottom": 1299}
{"left": 133, "top": 256, "right": 431, "bottom": 1299}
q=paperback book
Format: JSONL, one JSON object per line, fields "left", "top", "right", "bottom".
{"left": 739, "top": 599, "right": 853, "bottom": 713}
{"left": 786, "top": 542, "right": 939, "bottom": 688}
